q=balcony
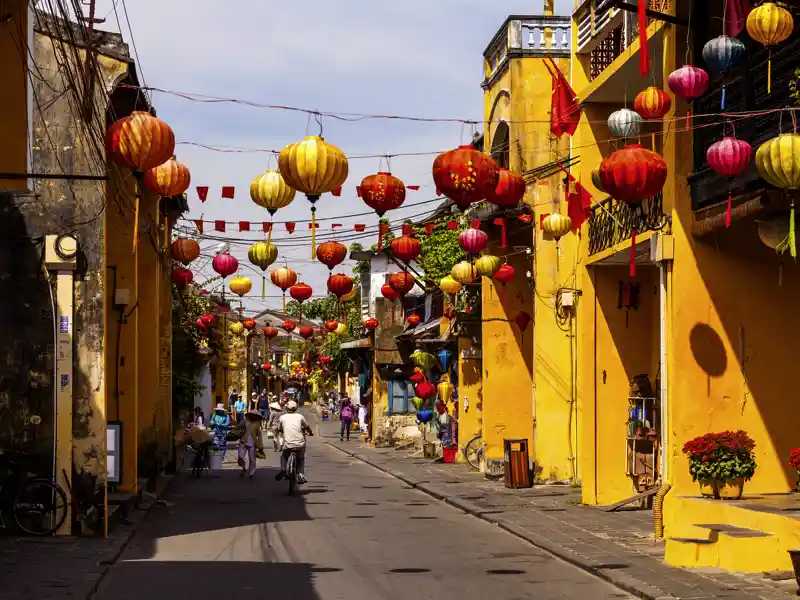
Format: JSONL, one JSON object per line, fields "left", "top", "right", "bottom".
{"left": 483, "top": 15, "right": 571, "bottom": 89}
{"left": 588, "top": 193, "right": 668, "bottom": 255}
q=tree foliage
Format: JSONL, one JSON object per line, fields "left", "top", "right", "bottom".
{"left": 413, "top": 217, "right": 465, "bottom": 284}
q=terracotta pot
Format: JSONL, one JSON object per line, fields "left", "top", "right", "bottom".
{"left": 717, "top": 477, "right": 744, "bottom": 500}
{"left": 699, "top": 480, "right": 717, "bottom": 498}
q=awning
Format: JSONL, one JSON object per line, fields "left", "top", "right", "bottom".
{"left": 340, "top": 338, "right": 372, "bottom": 350}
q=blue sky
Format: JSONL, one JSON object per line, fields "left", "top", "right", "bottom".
{"left": 92, "top": 0, "right": 571, "bottom": 315}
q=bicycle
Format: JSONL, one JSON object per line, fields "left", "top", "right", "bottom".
{"left": 285, "top": 449, "right": 299, "bottom": 495}
{"left": 0, "top": 450, "right": 68, "bottom": 536}
{"left": 462, "top": 434, "right": 485, "bottom": 470}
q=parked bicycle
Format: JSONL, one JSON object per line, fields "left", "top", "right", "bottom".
{"left": 462, "top": 434, "right": 485, "bottom": 470}
{"left": 0, "top": 449, "right": 68, "bottom": 535}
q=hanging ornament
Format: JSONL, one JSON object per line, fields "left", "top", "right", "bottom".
{"left": 443, "top": 305, "right": 456, "bottom": 320}
{"left": 239, "top": 318, "right": 255, "bottom": 331}
{"left": 746, "top": 3, "right": 794, "bottom": 95}
{"left": 542, "top": 213, "right": 572, "bottom": 240}
{"left": 702, "top": 36, "right": 746, "bottom": 110}
{"left": 143, "top": 156, "right": 191, "bottom": 197}
{"left": 451, "top": 261, "right": 478, "bottom": 284}
{"left": 327, "top": 273, "right": 354, "bottom": 300}
{"left": 458, "top": 226, "right": 489, "bottom": 255}
{"left": 263, "top": 363, "right": 273, "bottom": 371}
{"left": 410, "top": 396, "right": 425, "bottom": 412}
{"left": 494, "top": 263, "right": 516, "bottom": 285}
{"left": 360, "top": 172, "right": 406, "bottom": 216}
{"left": 229, "top": 276, "right": 252, "bottom": 298}
{"left": 171, "top": 266, "right": 193, "bottom": 289}
{"left": 599, "top": 144, "right": 668, "bottom": 204}
{"left": 270, "top": 266, "right": 298, "bottom": 310}
{"left": 515, "top": 311, "right": 531, "bottom": 332}
{"left": 212, "top": 253, "right": 239, "bottom": 287}
{"left": 417, "top": 409, "right": 434, "bottom": 424}
{"left": 282, "top": 320, "right": 297, "bottom": 333}
{"left": 290, "top": 282, "right": 313, "bottom": 320}
{"left": 390, "top": 235, "right": 422, "bottom": 264}
{"left": 411, "top": 350, "right": 436, "bottom": 370}
{"left": 380, "top": 283, "right": 400, "bottom": 301}
{"left": 437, "top": 379, "right": 454, "bottom": 404}
{"left": 363, "top": 317, "right": 379, "bottom": 330}
{"left": 608, "top": 108, "right": 642, "bottom": 139}
{"left": 667, "top": 65, "right": 710, "bottom": 131}
{"left": 388, "top": 272, "right": 416, "bottom": 296}
{"left": 170, "top": 237, "right": 200, "bottom": 265}
{"left": 706, "top": 137, "right": 753, "bottom": 228}
{"left": 407, "top": 313, "right": 422, "bottom": 327}
{"left": 263, "top": 325, "right": 279, "bottom": 340}
{"left": 248, "top": 241, "right": 278, "bottom": 299}
{"left": 415, "top": 381, "right": 436, "bottom": 400}
{"left": 299, "top": 325, "right": 315, "bottom": 339}
{"left": 436, "top": 349, "right": 452, "bottom": 371}
{"left": 229, "top": 321, "right": 245, "bottom": 336}
{"left": 432, "top": 145, "right": 500, "bottom": 209}
{"left": 410, "top": 369, "right": 426, "bottom": 384}
{"left": 485, "top": 168, "right": 526, "bottom": 207}
{"left": 278, "top": 136, "right": 349, "bottom": 258}
{"left": 200, "top": 314, "right": 215, "bottom": 328}
{"left": 474, "top": 254, "right": 502, "bottom": 278}
{"left": 755, "top": 134, "right": 800, "bottom": 258}
{"left": 250, "top": 170, "right": 296, "bottom": 217}
{"left": 316, "top": 240, "right": 347, "bottom": 271}
{"left": 634, "top": 87, "right": 672, "bottom": 148}
{"left": 439, "top": 275, "right": 462, "bottom": 295}
{"left": 319, "top": 355, "right": 332, "bottom": 366}
{"left": 591, "top": 168, "right": 606, "bottom": 193}
{"left": 324, "top": 320, "right": 340, "bottom": 333}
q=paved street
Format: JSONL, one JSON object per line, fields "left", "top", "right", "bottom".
{"left": 92, "top": 418, "right": 631, "bottom": 600}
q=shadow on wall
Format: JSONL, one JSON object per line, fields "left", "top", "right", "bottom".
{"left": 0, "top": 193, "right": 54, "bottom": 469}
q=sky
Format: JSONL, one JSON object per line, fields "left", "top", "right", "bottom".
{"left": 88, "top": 0, "right": 571, "bottom": 316}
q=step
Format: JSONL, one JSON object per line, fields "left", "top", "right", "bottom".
{"left": 696, "top": 524, "right": 784, "bottom": 573}
{"left": 665, "top": 537, "right": 718, "bottom": 568}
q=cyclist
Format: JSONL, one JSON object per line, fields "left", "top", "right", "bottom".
{"left": 274, "top": 400, "right": 313, "bottom": 484}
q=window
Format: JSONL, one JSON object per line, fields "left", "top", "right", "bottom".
{"left": 388, "top": 380, "right": 416, "bottom": 414}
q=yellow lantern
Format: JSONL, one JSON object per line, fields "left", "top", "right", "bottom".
{"left": 437, "top": 379, "right": 454, "bottom": 404}
{"left": 229, "top": 276, "right": 252, "bottom": 298}
{"left": 474, "top": 254, "right": 502, "bottom": 278}
{"left": 229, "top": 322, "right": 244, "bottom": 336}
{"left": 248, "top": 242, "right": 278, "bottom": 299}
{"left": 278, "top": 136, "right": 349, "bottom": 258}
{"left": 746, "top": 3, "right": 794, "bottom": 94}
{"left": 334, "top": 323, "right": 348, "bottom": 337}
{"left": 291, "top": 361, "right": 301, "bottom": 369}
{"left": 250, "top": 170, "right": 296, "bottom": 219}
{"left": 755, "top": 134, "right": 800, "bottom": 257}
{"left": 451, "top": 261, "right": 477, "bottom": 284}
{"left": 542, "top": 212, "right": 572, "bottom": 241}
{"left": 439, "top": 275, "right": 462, "bottom": 295}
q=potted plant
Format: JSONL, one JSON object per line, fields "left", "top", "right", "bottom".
{"left": 682, "top": 430, "right": 756, "bottom": 499}
{"left": 789, "top": 448, "right": 800, "bottom": 491}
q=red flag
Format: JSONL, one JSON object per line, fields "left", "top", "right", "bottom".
{"left": 446, "top": 220, "right": 458, "bottom": 230}
{"left": 285, "top": 222, "right": 295, "bottom": 234}
{"left": 221, "top": 186, "right": 235, "bottom": 199}
{"left": 263, "top": 222, "right": 272, "bottom": 233}
{"left": 638, "top": 0, "right": 649, "bottom": 76}
{"left": 331, "top": 185, "right": 342, "bottom": 197}
{"left": 425, "top": 223, "right": 435, "bottom": 236}
{"left": 354, "top": 224, "right": 366, "bottom": 232}
{"left": 215, "top": 220, "right": 226, "bottom": 232}
{"left": 518, "top": 214, "right": 533, "bottom": 224}
{"left": 470, "top": 219, "right": 480, "bottom": 230}
{"left": 544, "top": 58, "right": 580, "bottom": 137}
{"left": 194, "top": 220, "right": 204, "bottom": 233}
{"left": 724, "top": 0, "right": 751, "bottom": 37}
{"left": 356, "top": 186, "right": 362, "bottom": 198}
{"left": 308, "top": 223, "right": 319, "bottom": 229}
{"left": 196, "top": 186, "right": 209, "bottom": 202}
{"left": 567, "top": 178, "right": 592, "bottom": 231}
{"left": 401, "top": 224, "right": 413, "bottom": 236}
{"left": 407, "top": 185, "right": 420, "bottom": 191}
{"left": 239, "top": 221, "right": 250, "bottom": 232}
{"left": 331, "top": 223, "right": 342, "bottom": 230}
{"left": 493, "top": 217, "right": 507, "bottom": 249}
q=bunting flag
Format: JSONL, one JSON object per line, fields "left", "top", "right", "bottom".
{"left": 356, "top": 186, "right": 362, "bottom": 197}
{"left": 401, "top": 223, "right": 413, "bottom": 236}
{"left": 493, "top": 217, "right": 507, "bottom": 249}
{"left": 194, "top": 219, "right": 204, "bottom": 233}
{"left": 354, "top": 224, "right": 366, "bottom": 232}
{"left": 239, "top": 221, "right": 250, "bottom": 232}
{"left": 470, "top": 219, "right": 481, "bottom": 229}
{"left": 215, "top": 220, "right": 226, "bottom": 232}
{"left": 308, "top": 223, "right": 319, "bottom": 229}
{"left": 262, "top": 222, "right": 272, "bottom": 233}
{"left": 446, "top": 220, "right": 458, "bottom": 230}
{"left": 424, "top": 223, "right": 435, "bottom": 236}
{"left": 221, "top": 186, "right": 235, "bottom": 199}
{"left": 544, "top": 57, "right": 579, "bottom": 137}
{"left": 196, "top": 186, "right": 209, "bottom": 202}
{"left": 331, "top": 185, "right": 342, "bottom": 197}
{"left": 407, "top": 185, "right": 420, "bottom": 191}
{"left": 567, "top": 177, "right": 592, "bottom": 231}
{"left": 332, "top": 223, "right": 342, "bottom": 231}
{"left": 285, "top": 222, "right": 295, "bottom": 234}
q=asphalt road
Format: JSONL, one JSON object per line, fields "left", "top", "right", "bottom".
{"left": 93, "top": 418, "right": 631, "bottom": 600}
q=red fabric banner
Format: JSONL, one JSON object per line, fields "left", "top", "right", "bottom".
{"left": 285, "top": 222, "right": 295, "bottom": 234}
{"left": 724, "top": 0, "right": 751, "bottom": 37}
{"left": 493, "top": 217, "right": 507, "bottom": 249}
{"left": 407, "top": 185, "right": 420, "bottom": 191}
{"left": 196, "top": 186, "right": 209, "bottom": 202}
{"left": 194, "top": 219, "right": 204, "bottom": 233}
{"left": 214, "top": 220, "right": 225, "bottom": 232}
{"left": 543, "top": 57, "right": 580, "bottom": 137}
{"left": 221, "top": 186, "right": 235, "bottom": 199}
{"left": 354, "top": 224, "right": 366, "bottom": 232}
{"left": 239, "top": 221, "right": 250, "bottom": 232}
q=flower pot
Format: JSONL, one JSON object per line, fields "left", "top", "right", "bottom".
{"left": 717, "top": 477, "right": 744, "bottom": 500}
{"left": 787, "top": 549, "right": 800, "bottom": 593}
{"left": 699, "top": 480, "right": 717, "bottom": 498}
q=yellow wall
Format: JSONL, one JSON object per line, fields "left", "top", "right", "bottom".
{"left": 0, "top": 0, "right": 30, "bottom": 192}
{"left": 456, "top": 336, "right": 482, "bottom": 462}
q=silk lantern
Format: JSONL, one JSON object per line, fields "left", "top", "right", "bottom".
{"left": 212, "top": 253, "right": 239, "bottom": 295}
{"left": 250, "top": 170, "right": 296, "bottom": 220}
{"left": 327, "top": 274, "right": 354, "bottom": 301}
{"left": 290, "top": 282, "right": 313, "bottom": 320}
{"left": 415, "top": 381, "right": 436, "bottom": 400}
{"left": 410, "top": 371, "right": 425, "bottom": 384}
{"left": 263, "top": 326, "right": 279, "bottom": 340}
{"left": 494, "top": 263, "right": 515, "bottom": 285}
{"left": 278, "top": 136, "right": 349, "bottom": 257}
{"left": 282, "top": 320, "right": 297, "bottom": 333}
{"left": 263, "top": 363, "right": 273, "bottom": 371}
{"left": 542, "top": 212, "right": 572, "bottom": 241}
{"left": 242, "top": 318, "right": 256, "bottom": 331}
{"left": 360, "top": 172, "right": 406, "bottom": 216}
{"left": 248, "top": 241, "right": 278, "bottom": 299}
{"left": 485, "top": 168, "right": 526, "bottom": 207}
{"left": 417, "top": 409, "right": 434, "bottom": 424}
{"left": 270, "top": 266, "right": 297, "bottom": 310}
{"left": 229, "top": 322, "right": 244, "bottom": 336}
{"left": 324, "top": 320, "right": 339, "bottom": 333}
{"left": 474, "top": 254, "right": 502, "bottom": 278}
{"left": 432, "top": 145, "right": 500, "bottom": 209}
{"left": 381, "top": 283, "right": 400, "bottom": 301}
{"left": 200, "top": 314, "right": 215, "bottom": 327}
{"left": 667, "top": 64, "right": 710, "bottom": 131}
{"left": 334, "top": 323, "right": 347, "bottom": 337}
{"left": 171, "top": 266, "right": 193, "bottom": 289}
{"left": 389, "top": 272, "right": 415, "bottom": 297}
{"left": 390, "top": 235, "right": 421, "bottom": 264}
{"left": 299, "top": 325, "right": 315, "bottom": 339}
{"left": 316, "top": 240, "right": 347, "bottom": 271}
{"left": 458, "top": 226, "right": 488, "bottom": 255}
{"left": 451, "top": 261, "right": 477, "bottom": 284}
{"left": 170, "top": 237, "right": 200, "bottom": 265}
{"left": 439, "top": 275, "right": 462, "bottom": 295}
{"left": 746, "top": 2, "right": 794, "bottom": 94}
{"left": 319, "top": 355, "right": 332, "bottom": 366}
{"left": 702, "top": 36, "right": 746, "bottom": 109}
{"left": 229, "top": 276, "right": 252, "bottom": 298}
{"left": 363, "top": 317, "right": 378, "bottom": 330}
{"left": 143, "top": 156, "right": 190, "bottom": 197}
{"left": 407, "top": 313, "right": 422, "bottom": 327}
{"left": 634, "top": 87, "right": 672, "bottom": 148}
{"left": 437, "top": 380, "right": 454, "bottom": 404}
{"left": 755, "top": 134, "right": 800, "bottom": 258}
{"left": 411, "top": 350, "right": 436, "bottom": 370}
{"left": 608, "top": 108, "right": 641, "bottom": 139}
{"left": 706, "top": 137, "right": 753, "bottom": 228}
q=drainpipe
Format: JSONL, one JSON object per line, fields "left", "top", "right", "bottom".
{"left": 659, "top": 261, "right": 669, "bottom": 482}
{"left": 44, "top": 234, "right": 79, "bottom": 535}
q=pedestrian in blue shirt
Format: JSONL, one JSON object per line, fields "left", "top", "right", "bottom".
{"left": 234, "top": 394, "right": 247, "bottom": 423}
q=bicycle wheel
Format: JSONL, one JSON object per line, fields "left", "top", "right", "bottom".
{"left": 286, "top": 453, "right": 296, "bottom": 495}
{"left": 463, "top": 435, "right": 484, "bottom": 470}
{"left": 13, "top": 479, "right": 68, "bottom": 536}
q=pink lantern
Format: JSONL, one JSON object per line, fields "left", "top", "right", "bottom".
{"left": 458, "top": 227, "right": 488, "bottom": 254}
{"left": 212, "top": 253, "right": 238, "bottom": 278}
{"left": 706, "top": 137, "right": 753, "bottom": 228}
{"left": 667, "top": 65, "right": 709, "bottom": 131}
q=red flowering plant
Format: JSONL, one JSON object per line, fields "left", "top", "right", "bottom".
{"left": 789, "top": 448, "right": 800, "bottom": 470}
{"left": 682, "top": 430, "right": 757, "bottom": 483}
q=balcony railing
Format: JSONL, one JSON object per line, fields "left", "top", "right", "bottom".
{"left": 689, "top": 30, "right": 800, "bottom": 211}
{"left": 483, "top": 15, "right": 571, "bottom": 88}
{"left": 588, "top": 193, "right": 668, "bottom": 255}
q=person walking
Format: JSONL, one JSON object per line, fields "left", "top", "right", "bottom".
{"left": 257, "top": 391, "right": 270, "bottom": 428}
{"left": 233, "top": 394, "right": 247, "bottom": 424}
{"left": 231, "top": 409, "right": 264, "bottom": 479}
{"left": 358, "top": 401, "right": 368, "bottom": 437}
{"left": 267, "top": 397, "right": 283, "bottom": 451}
{"left": 208, "top": 403, "right": 231, "bottom": 461}
{"left": 339, "top": 396, "right": 354, "bottom": 441}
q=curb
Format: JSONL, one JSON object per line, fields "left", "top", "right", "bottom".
{"left": 325, "top": 440, "right": 671, "bottom": 600}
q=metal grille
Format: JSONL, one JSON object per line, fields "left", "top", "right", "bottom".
{"left": 588, "top": 193, "right": 669, "bottom": 255}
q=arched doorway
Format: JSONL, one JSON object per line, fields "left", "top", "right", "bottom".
{"left": 491, "top": 121, "right": 510, "bottom": 169}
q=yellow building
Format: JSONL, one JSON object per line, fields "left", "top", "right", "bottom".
{"left": 571, "top": 0, "right": 800, "bottom": 572}
{"left": 479, "top": 11, "right": 581, "bottom": 483}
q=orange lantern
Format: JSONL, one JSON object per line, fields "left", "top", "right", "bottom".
{"left": 299, "top": 325, "right": 315, "bottom": 339}
{"left": 634, "top": 87, "right": 672, "bottom": 148}
{"left": 270, "top": 267, "right": 297, "bottom": 310}
{"left": 143, "top": 156, "right": 191, "bottom": 197}
{"left": 389, "top": 271, "right": 416, "bottom": 297}
{"left": 432, "top": 145, "right": 499, "bottom": 209}
{"left": 170, "top": 237, "right": 200, "bottom": 265}
{"left": 282, "top": 320, "right": 296, "bottom": 333}
{"left": 359, "top": 172, "right": 406, "bottom": 216}
{"left": 324, "top": 320, "right": 339, "bottom": 333}
{"left": 407, "top": 313, "right": 422, "bottom": 327}
{"left": 242, "top": 318, "right": 256, "bottom": 331}
{"left": 327, "top": 273, "right": 354, "bottom": 300}
{"left": 316, "top": 241, "right": 347, "bottom": 271}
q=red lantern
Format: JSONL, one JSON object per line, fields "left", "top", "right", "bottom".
{"left": 706, "top": 137, "right": 753, "bottom": 228}
{"left": 410, "top": 371, "right": 425, "bottom": 384}
{"left": 106, "top": 111, "right": 175, "bottom": 171}
{"left": 485, "top": 169, "right": 526, "bottom": 207}
{"left": 143, "top": 156, "right": 191, "bottom": 197}
{"left": 494, "top": 264, "right": 515, "bottom": 284}
{"left": 390, "top": 235, "right": 421, "bottom": 264}
{"left": 444, "top": 305, "right": 456, "bottom": 320}
{"left": 415, "top": 381, "right": 436, "bottom": 400}
{"left": 200, "top": 314, "right": 215, "bottom": 327}
{"left": 388, "top": 272, "right": 415, "bottom": 297}
{"left": 289, "top": 282, "right": 313, "bottom": 303}
{"left": 324, "top": 320, "right": 339, "bottom": 332}
{"left": 633, "top": 87, "right": 672, "bottom": 119}
{"left": 212, "top": 253, "right": 239, "bottom": 278}
{"left": 432, "top": 145, "right": 500, "bottom": 208}
{"left": 170, "top": 237, "right": 200, "bottom": 265}
{"left": 242, "top": 318, "right": 256, "bottom": 331}
{"left": 327, "top": 274, "right": 354, "bottom": 300}
{"left": 515, "top": 311, "right": 531, "bottom": 332}
{"left": 381, "top": 283, "right": 400, "bottom": 301}
{"left": 263, "top": 363, "right": 272, "bottom": 371}
{"left": 270, "top": 267, "right": 297, "bottom": 292}
{"left": 171, "top": 267, "right": 193, "bottom": 289}
{"left": 407, "top": 313, "right": 422, "bottom": 326}
{"left": 282, "top": 320, "right": 296, "bottom": 333}
{"left": 363, "top": 317, "right": 379, "bottom": 330}
{"left": 319, "top": 355, "right": 332, "bottom": 366}
{"left": 316, "top": 241, "right": 347, "bottom": 270}
{"left": 299, "top": 325, "right": 315, "bottom": 339}
{"left": 598, "top": 144, "right": 668, "bottom": 205}
{"left": 195, "top": 318, "right": 207, "bottom": 330}
{"left": 263, "top": 326, "right": 279, "bottom": 339}
{"left": 458, "top": 227, "right": 488, "bottom": 254}
{"left": 360, "top": 172, "right": 406, "bottom": 216}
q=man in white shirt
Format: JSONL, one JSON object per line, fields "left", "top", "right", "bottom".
{"left": 275, "top": 401, "right": 314, "bottom": 484}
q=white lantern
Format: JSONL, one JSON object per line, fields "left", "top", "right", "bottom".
{"left": 608, "top": 109, "right": 642, "bottom": 139}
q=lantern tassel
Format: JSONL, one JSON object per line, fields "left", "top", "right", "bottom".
{"left": 686, "top": 107, "right": 692, "bottom": 132}
{"left": 629, "top": 230, "right": 637, "bottom": 278}
{"left": 267, "top": 224, "right": 272, "bottom": 243}
{"left": 311, "top": 207, "right": 317, "bottom": 260}
{"left": 768, "top": 54, "right": 772, "bottom": 95}
{"left": 262, "top": 275, "right": 266, "bottom": 300}
{"left": 282, "top": 293, "right": 286, "bottom": 312}
{"left": 651, "top": 132, "right": 656, "bottom": 150}
{"left": 725, "top": 193, "right": 732, "bottom": 228}
{"left": 721, "top": 85, "right": 726, "bottom": 111}
{"left": 790, "top": 207, "right": 796, "bottom": 259}
{"left": 132, "top": 195, "right": 140, "bottom": 253}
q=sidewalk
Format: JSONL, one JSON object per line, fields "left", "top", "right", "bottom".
{"left": 0, "top": 475, "right": 173, "bottom": 600}
{"left": 322, "top": 429, "right": 797, "bottom": 600}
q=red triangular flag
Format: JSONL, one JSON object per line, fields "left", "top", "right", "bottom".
{"left": 545, "top": 58, "right": 580, "bottom": 137}
{"left": 401, "top": 224, "right": 413, "bottom": 236}
{"left": 286, "top": 222, "right": 296, "bottom": 234}
{"left": 308, "top": 223, "right": 319, "bottom": 229}
{"left": 493, "top": 217, "right": 507, "bottom": 249}
{"left": 354, "top": 224, "right": 366, "bottom": 232}
{"left": 196, "top": 186, "right": 209, "bottom": 202}
{"left": 424, "top": 223, "right": 435, "bottom": 236}
{"left": 194, "top": 220, "right": 204, "bottom": 233}
{"left": 446, "top": 220, "right": 458, "bottom": 230}
{"left": 356, "top": 186, "right": 362, "bottom": 198}
{"left": 221, "top": 186, "right": 235, "bottom": 199}
{"left": 407, "top": 185, "right": 420, "bottom": 191}
{"left": 567, "top": 179, "right": 592, "bottom": 230}
{"left": 263, "top": 222, "right": 272, "bottom": 233}
{"left": 332, "top": 223, "right": 342, "bottom": 230}
{"left": 215, "top": 220, "right": 226, "bottom": 232}
{"left": 470, "top": 219, "right": 480, "bottom": 229}
{"left": 331, "top": 185, "right": 342, "bottom": 197}
{"left": 239, "top": 221, "right": 250, "bottom": 232}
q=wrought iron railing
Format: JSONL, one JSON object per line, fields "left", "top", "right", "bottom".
{"left": 588, "top": 193, "right": 669, "bottom": 255}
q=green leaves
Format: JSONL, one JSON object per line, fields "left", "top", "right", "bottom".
{"left": 414, "top": 218, "right": 465, "bottom": 284}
